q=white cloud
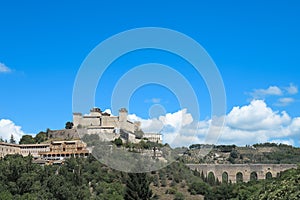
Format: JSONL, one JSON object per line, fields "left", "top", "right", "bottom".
{"left": 103, "top": 109, "right": 112, "bottom": 115}
{"left": 275, "top": 97, "right": 295, "bottom": 107}
{"left": 0, "top": 63, "right": 12, "bottom": 73}
{"left": 0, "top": 119, "right": 25, "bottom": 143}
{"left": 269, "top": 139, "right": 294, "bottom": 146}
{"left": 250, "top": 86, "right": 282, "bottom": 99}
{"left": 129, "top": 109, "right": 193, "bottom": 131}
{"left": 159, "top": 109, "right": 193, "bottom": 129}
{"left": 285, "top": 83, "right": 298, "bottom": 95}
{"left": 129, "top": 109, "right": 194, "bottom": 146}
{"left": 227, "top": 100, "right": 291, "bottom": 131}
{"left": 163, "top": 133, "right": 203, "bottom": 147}
{"left": 248, "top": 84, "right": 298, "bottom": 107}
{"left": 289, "top": 117, "right": 300, "bottom": 134}
{"left": 216, "top": 100, "right": 300, "bottom": 146}
{"left": 128, "top": 113, "right": 163, "bottom": 132}
{"left": 129, "top": 100, "right": 300, "bottom": 147}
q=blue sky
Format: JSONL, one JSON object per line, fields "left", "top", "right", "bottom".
{"left": 0, "top": 1, "right": 300, "bottom": 146}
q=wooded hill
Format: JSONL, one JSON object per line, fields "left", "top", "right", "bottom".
{"left": 182, "top": 143, "right": 300, "bottom": 164}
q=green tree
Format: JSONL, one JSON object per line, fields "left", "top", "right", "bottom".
{"left": 236, "top": 172, "right": 243, "bottom": 183}
{"left": 19, "top": 135, "right": 35, "bottom": 144}
{"left": 207, "top": 172, "right": 216, "bottom": 186}
{"left": 161, "top": 177, "right": 167, "bottom": 187}
{"left": 9, "top": 134, "right": 16, "bottom": 144}
{"left": 34, "top": 131, "right": 47, "bottom": 143}
{"left": 113, "top": 137, "right": 123, "bottom": 147}
{"left": 65, "top": 121, "right": 74, "bottom": 129}
{"left": 205, "top": 183, "right": 235, "bottom": 200}
{"left": 174, "top": 192, "right": 185, "bottom": 200}
{"left": 95, "top": 182, "right": 124, "bottom": 200}
{"left": 153, "top": 174, "right": 160, "bottom": 187}
{"left": 201, "top": 171, "right": 205, "bottom": 181}
{"left": 188, "top": 180, "right": 210, "bottom": 195}
{"left": 230, "top": 150, "right": 238, "bottom": 159}
{"left": 124, "top": 173, "right": 153, "bottom": 200}
{"left": 0, "top": 191, "right": 13, "bottom": 199}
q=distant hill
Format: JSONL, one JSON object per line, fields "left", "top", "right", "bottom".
{"left": 182, "top": 143, "right": 300, "bottom": 164}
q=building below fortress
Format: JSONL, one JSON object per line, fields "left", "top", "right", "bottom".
{"left": 0, "top": 140, "right": 89, "bottom": 165}
{"left": 0, "top": 142, "right": 50, "bottom": 159}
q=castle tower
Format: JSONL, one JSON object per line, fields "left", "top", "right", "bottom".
{"left": 134, "top": 121, "right": 141, "bottom": 131}
{"left": 119, "top": 108, "right": 128, "bottom": 122}
{"left": 90, "top": 107, "right": 102, "bottom": 116}
{"left": 73, "top": 113, "right": 82, "bottom": 128}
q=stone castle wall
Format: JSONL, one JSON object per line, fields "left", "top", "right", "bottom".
{"left": 101, "top": 116, "right": 118, "bottom": 128}
{"left": 48, "top": 129, "right": 79, "bottom": 140}
{"left": 73, "top": 108, "right": 138, "bottom": 134}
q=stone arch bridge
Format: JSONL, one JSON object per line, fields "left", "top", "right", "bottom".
{"left": 186, "top": 164, "right": 297, "bottom": 183}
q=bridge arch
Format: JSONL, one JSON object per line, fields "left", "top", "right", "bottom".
{"left": 207, "top": 171, "right": 216, "bottom": 185}
{"left": 250, "top": 171, "right": 258, "bottom": 181}
{"left": 222, "top": 171, "right": 229, "bottom": 183}
{"left": 236, "top": 172, "right": 244, "bottom": 183}
{"left": 266, "top": 172, "right": 272, "bottom": 180}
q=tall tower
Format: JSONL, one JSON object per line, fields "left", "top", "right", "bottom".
{"left": 73, "top": 113, "right": 82, "bottom": 128}
{"left": 119, "top": 108, "right": 128, "bottom": 122}
{"left": 90, "top": 107, "right": 102, "bottom": 116}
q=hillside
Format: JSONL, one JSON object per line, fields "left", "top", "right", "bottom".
{"left": 182, "top": 143, "right": 300, "bottom": 164}
{"left": 0, "top": 154, "right": 207, "bottom": 200}
{"left": 1, "top": 150, "right": 300, "bottom": 199}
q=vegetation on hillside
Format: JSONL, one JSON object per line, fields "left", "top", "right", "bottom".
{"left": 0, "top": 154, "right": 207, "bottom": 199}
{"left": 183, "top": 143, "right": 300, "bottom": 164}
{"left": 0, "top": 153, "right": 300, "bottom": 199}
{"left": 0, "top": 154, "right": 124, "bottom": 199}
{"left": 202, "top": 165, "right": 300, "bottom": 200}
{"left": 19, "top": 131, "right": 47, "bottom": 144}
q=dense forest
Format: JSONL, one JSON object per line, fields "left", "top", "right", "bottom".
{"left": 0, "top": 153, "right": 300, "bottom": 200}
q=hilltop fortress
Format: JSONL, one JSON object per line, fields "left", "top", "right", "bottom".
{"left": 73, "top": 107, "right": 140, "bottom": 134}
{"left": 0, "top": 107, "right": 162, "bottom": 163}
{"left": 73, "top": 107, "right": 141, "bottom": 142}
{"left": 48, "top": 107, "right": 162, "bottom": 143}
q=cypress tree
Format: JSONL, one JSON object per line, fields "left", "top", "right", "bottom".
{"left": 201, "top": 170, "right": 205, "bottom": 181}
{"left": 124, "top": 173, "right": 153, "bottom": 200}
{"left": 9, "top": 134, "right": 16, "bottom": 144}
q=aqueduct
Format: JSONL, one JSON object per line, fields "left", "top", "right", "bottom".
{"left": 186, "top": 164, "right": 297, "bottom": 183}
